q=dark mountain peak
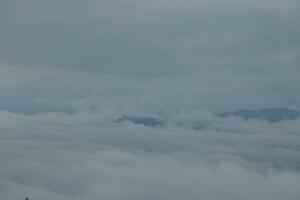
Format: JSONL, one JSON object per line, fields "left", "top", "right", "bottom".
{"left": 115, "top": 115, "right": 164, "bottom": 127}
{"left": 218, "top": 107, "right": 300, "bottom": 122}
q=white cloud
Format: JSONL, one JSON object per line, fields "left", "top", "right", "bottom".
{"left": 0, "top": 109, "right": 300, "bottom": 199}
{"left": 1, "top": 0, "right": 300, "bottom": 198}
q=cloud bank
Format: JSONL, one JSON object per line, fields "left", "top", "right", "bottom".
{"left": 1, "top": 0, "right": 300, "bottom": 199}
{"left": 0, "top": 109, "right": 300, "bottom": 200}
{"left": 1, "top": 0, "right": 300, "bottom": 111}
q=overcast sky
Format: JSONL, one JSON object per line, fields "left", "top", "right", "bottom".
{"left": 1, "top": 0, "right": 300, "bottom": 114}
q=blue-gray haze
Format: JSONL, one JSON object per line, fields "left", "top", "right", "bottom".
{"left": 0, "top": 0, "right": 300, "bottom": 199}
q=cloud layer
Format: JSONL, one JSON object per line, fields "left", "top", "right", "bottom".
{"left": 1, "top": 0, "right": 300, "bottom": 199}
{"left": 1, "top": 0, "right": 300, "bottom": 111}
{"left": 0, "top": 109, "right": 300, "bottom": 199}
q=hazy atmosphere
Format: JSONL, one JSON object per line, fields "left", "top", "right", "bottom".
{"left": 1, "top": 0, "right": 300, "bottom": 199}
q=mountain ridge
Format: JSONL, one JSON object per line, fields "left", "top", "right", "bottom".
{"left": 115, "top": 115, "right": 164, "bottom": 127}
{"left": 218, "top": 107, "right": 300, "bottom": 122}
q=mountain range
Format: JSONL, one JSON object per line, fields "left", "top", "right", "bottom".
{"left": 218, "top": 107, "right": 300, "bottom": 122}
{"left": 115, "top": 115, "right": 164, "bottom": 127}
{"left": 115, "top": 108, "right": 300, "bottom": 127}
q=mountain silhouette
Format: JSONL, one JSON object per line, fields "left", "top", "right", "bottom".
{"left": 115, "top": 115, "right": 164, "bottom": 127}
{"left": 218, "top": 107, "right": 300, "bottom": 122}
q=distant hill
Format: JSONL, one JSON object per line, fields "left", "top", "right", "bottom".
{"left": 218, "top": 107, "right": 300, "bottom": 122}
{"left": 115, "top": 115, "right": 164, "bottom": 127}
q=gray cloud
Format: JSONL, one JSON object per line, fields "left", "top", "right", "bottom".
{"left": 1, "top": 0, "right": 299, "bottom": 77}
{"left": 0, "top": 110, "right": 300, "bottom": 199}
{"left": 1, "top": 2, "right": 300, "bottom": 110}
{"left": 1, "top": 0, "right": 300, "bottom": 199}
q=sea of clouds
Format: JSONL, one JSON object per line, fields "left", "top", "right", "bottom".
{"left": 0, "top": 109, "right": 299, "bottom": 200}
{"left": 1, "top": 0, "right": 300, "bottom": 198}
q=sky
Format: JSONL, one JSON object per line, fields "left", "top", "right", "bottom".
{"left": 1, "top": 0, "right": 300, "bottom": 114}
{"left": 0, "top": 0, "right": 300, "bottom": 199}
